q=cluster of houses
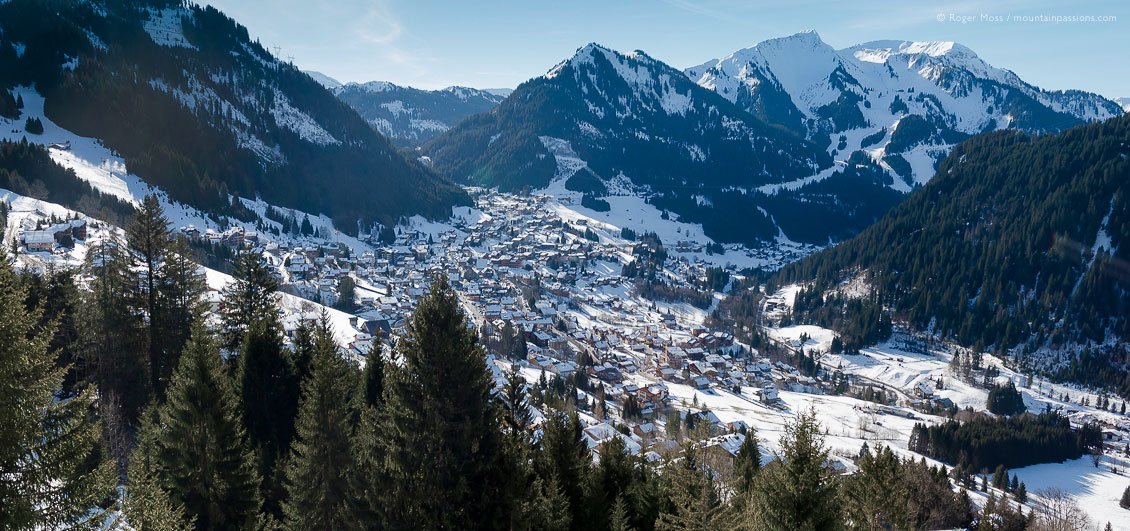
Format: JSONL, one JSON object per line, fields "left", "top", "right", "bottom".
{"left": 18, "top": 218, "right": 87, "bottom": 253}
{"left": 171, "top": 191, "right": 824, "bottom": 457}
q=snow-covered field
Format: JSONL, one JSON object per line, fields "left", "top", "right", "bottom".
{"left": 747, "top": 284, "right": 1130, "bottom": 527}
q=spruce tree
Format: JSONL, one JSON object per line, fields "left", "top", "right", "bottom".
{"left": 350, "top": 404, "right": 389, "bottom": 529}
{"left": 751, "top": 409, "right": 841, "bottom": 531}
{"left": 291, "top": 320, "right": 317, "bottom": 386}
{"left": 536, "top": 409, "right": 592, "bottom": 530}
{"left": 156, "top": 235, "right": 207, "bottom": 390}
{"left": 522, "top": 472, "right": 572, "bottom": 531}
{"left": 359, "top": 341, "right": 384, "bottom": 409}
{"left": 1120, "top": 485, "right": 1130, "bottom": 509}
{"left": 502, "top": 364, "right": 533, "bottom": 438}
{"left": 282, "top": 317, "right": 357, "bottom": 530}
{"left": 609, "top": 495, "right": 634, "bottom": 531}
{"left": 656, "top": 441, "right": 722, "bottom": 530}
{"left": 124, "top": 406, "right": 194, "bottom": 531}
{"left": 732, "top": 428, "right": 761, "bottom": 495}
{"left": 377, "top": 277, "right": 509, "bottom": 528}
{"left": 238, "top": 314, "right": 300, "bottom": 518}
{"left": 79, "top": 233, "right": 147, "bottom": 420}
{"left": 220, "top": 247, "right": 279, "bottom": 352}
{"left": 0, "top": 248, "right": 117, "bottom": 529}
{"left": 154, "top": 323, "right": 263, "bottom": 529}
{"left": 843, "top": 445, "right": 910, "bottom": 530}
{"left": 127, "top": 194, "right": 172, "bottom": 393}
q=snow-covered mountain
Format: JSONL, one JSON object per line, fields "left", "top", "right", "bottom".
{"left": 0, "top": 0, "right": 464, "bottom": 234}
{"left": 482, "top": 88, "right": 514, "bottom": 98}
{"left": 334, "top": 82, "right": 505, "bottom": 146}
{"left": 1117, "top": 97, "right": 1130, "bottom": 113}
{"left": 687, "top": 30, "right": 1124, "bottom": 187}
{"left": 423, "top": 43, "right": 835, "bottom": 245}
{"left": 305, "top": 70, "right": 342, "bottom": 90}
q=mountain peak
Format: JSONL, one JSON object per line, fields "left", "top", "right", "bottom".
{"left": 783, "top": 29, "right": 823, "bottom": 42}
{"left": 547, "top": 42, "right": 618, "bottom": 78}
{"left": 354, "top": 80, "right": 400, "bottom": 93}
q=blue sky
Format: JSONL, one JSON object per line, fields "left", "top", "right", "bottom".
{"left": 204, "top": 0, "right": 1128, "bottom": 98}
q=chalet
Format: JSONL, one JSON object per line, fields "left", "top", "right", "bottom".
{"left": 758, "top": 386, "right": 781, "bottom": 405}
{"left": 23, "top": 230, "right": 54, "bottom": 252}
{"left": 632, "top": 422, "right": 658, "bottom": 442}
{"left": 913, "top": 383, "right": 934, "bottom": 399}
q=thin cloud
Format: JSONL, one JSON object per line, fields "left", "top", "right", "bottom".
{"left": 658, "top": 0, "right": 742, "bottom": 23}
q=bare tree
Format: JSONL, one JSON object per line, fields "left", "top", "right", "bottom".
{"left": 1030, "top": 487, "right": 1092, "bottom": 531}
{"left": 1089, "top": 448, "right": 1103, "bottom": 468}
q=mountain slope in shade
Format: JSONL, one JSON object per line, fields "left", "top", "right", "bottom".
{"left": 773, "top": 113, "right": 1130, "bottom": 382}
{"left": 334, "top": 82, "right": 505, "bottom": 146}
{"left": 688, "top": 31, "right": 1124, "bottom": 189}
{"left": 0, "top": 0, "right": 465, "bottom": 233}
{"left": 423, "top": 43, "right": 836, "bottom": 245}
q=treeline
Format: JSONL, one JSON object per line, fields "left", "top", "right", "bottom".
{"left": 772, "top": 113, "right": 1130, "bottom": 387}
{"left": 908, "top": 412, "right": 1102, "bottom": 472}
{"left": 0, "top": 139, "right": 135, "bottom": 225}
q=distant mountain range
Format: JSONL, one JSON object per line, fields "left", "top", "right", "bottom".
{"left": 422, "top": 32, "right": 1123, "bottom": 246}
{"left": 687, "top": 30, "right": 1122, "bottom": 186}
{"left": 423, "top": 43, "right": 834, "bottom": 245}
{"left": 333, "top": 82, "right": 506, "bottom": 146}
{"left": 0, "top": 0, "right": 465, "bottom": 233}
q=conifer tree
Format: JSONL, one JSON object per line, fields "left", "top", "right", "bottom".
{"left": 124, "top": 407, "right": 194, "bottom": 531}
{"left": 732, "top": 428, "right": 761, "bottom": 495}
{"left": 523, "top": 472, "right": 572, "bottom": 531}
{"left": 0, "top": 248, "right": 117, "bottom": 529}
{"left": 359, "top": 341, "right": 384, "bottom": 409}
{"left": 609, "top": 495, "right": 634, "bottom": 531}
{"left": 220, "top": 247, "right": 279, "bottom": 352}
{"left": 290, "top": 320, "right": 317, "bottom": 386}
{"left": 843, "top": 445, "right": 910, "bottom": 530}
{"left": 349, "top": 404, "right": 388, "bottom": 528}
{"left": 502, "top": 364, "right": 533, "bottom": 438}
{"left": 751, "top": 409, "right": 841, "bottom": 531}
{"left": 536, "top": 409, "right": 592, "bottom": 530}
{"left": 79, "top": 233, "right": 147, "bottom": 419}
{"left": 153, "top": 323, "right": 263, "bottom": 530}
{"left": 127, "top": 194, "right": 172, "bottom": 393}
{"left": 377, "top": 277, "right": 509, "bottom": 528}
{"left": 156, "top": 235, "right": 207, "bottom": 389}
{"left": 282, "top": 317, "right": 357, "bottom": 530}
{"left": 656, "top": 439, "right": 722, "bottom": 530}
{"left": 238, "top": 314, "right": 300, "bottom": 518}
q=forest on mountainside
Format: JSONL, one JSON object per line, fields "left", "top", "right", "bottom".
{"left": 0, "top": 0, "right": 465, "bottom": 234}
{"left": 764, "top": 114, "right": 1130, "bottom": 393}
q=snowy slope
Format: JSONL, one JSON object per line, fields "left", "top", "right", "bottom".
{"left": 304, "top": 70, "right": 342, "bottom": 90}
